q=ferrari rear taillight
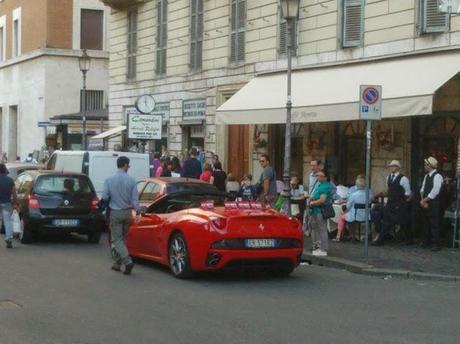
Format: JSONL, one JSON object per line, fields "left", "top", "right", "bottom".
{"left": 91, "top": 196, "right": 99, "bottom": 211}
{"left": 211, "top": 217, "right": 227, "bottom": 230}
{"left": 28, "top": 194, "right": 40, "bottom": 209}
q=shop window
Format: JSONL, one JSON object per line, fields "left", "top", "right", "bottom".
{"left": 127, "top": 8, "right": 138, "bottom": 80}
{"left": 230, "top": 0, "right": 245, "bottom": 63}
{"left": 81, "top": 9, "right": 104, "bottom": 50}
{"left": 342, "top": 0, "right": 363, "bottom": 48}
{"left": 420, "top": 0, "right": 449, "bottom": 33}
{"left": 156, "top": 0, "right": 167, "bottom": 75}
{"left": 190, "top": 0, "right": 203, "bottom": 70}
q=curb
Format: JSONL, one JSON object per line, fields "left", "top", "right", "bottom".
{"left": 302, "top": 250, "right": 460, "bottom": 282}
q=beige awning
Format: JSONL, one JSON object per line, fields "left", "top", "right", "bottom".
{"left": 216, "top": 51, "right": 460, "bottom": 124}
{"left": 90, "top": 125, "right": 126, "bottom": 140}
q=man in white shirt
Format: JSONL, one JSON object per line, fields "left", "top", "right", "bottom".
{"left": 372, "top": 160, "right": 412, "bottom": 246}
{"left": 420, "top": 156, "right": 444, "bottom": 251}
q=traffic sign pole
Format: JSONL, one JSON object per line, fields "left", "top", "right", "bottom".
{"left": 364, "top": 120, "right": 372, "bottom": 263}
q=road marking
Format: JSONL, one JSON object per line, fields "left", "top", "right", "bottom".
{"left": 0, "top": 300, "right": 22, "bottom": 310}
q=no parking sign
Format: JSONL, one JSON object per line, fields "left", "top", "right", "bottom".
{"left": 359, "top": 85, "right": 382, "bottom": 120}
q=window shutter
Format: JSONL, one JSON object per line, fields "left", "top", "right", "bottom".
{"left": 423, "top": 0, "right": 449, "bottom": 33}
{"left": 230, "top": 0, "right": 245, "bottom": 63}
{"left": 156, "top": 0, "right": 167, "bottom": 75}
{"left": 342, "top": 0, "right": 363, "bottom": 48}
{"left": 127, "top": 9, "right": 137, "bottom": 79}
{"left": 190, "top": 0, "right": 203, "bottom": 70}
{"left": 230, "top": 32, "right": 237, "bottom": 62}
{"left": 279, "top": 19, "right": 287, "bottom": 55}
{"left": 237, "top": 31, "right": 245, "bottom": 61}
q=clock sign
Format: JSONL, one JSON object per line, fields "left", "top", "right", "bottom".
{"left": 135, "top": 95, "right": 156, "bottom": 114}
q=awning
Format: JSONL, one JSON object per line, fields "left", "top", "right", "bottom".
{"left": 50, "top": 109, "right": 108, "bottom": 124}
{"left": 216, "top": 51, "right": 460, "bottom": 124}
{"left": 90, "top": 125, "right": 126, "bottom": 140}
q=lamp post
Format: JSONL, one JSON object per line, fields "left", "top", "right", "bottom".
{"left": 280, "top": 0, "right": 300, "bottom": 216}
{"left": 78, "top": 49, "right": 91, "bottom": 150}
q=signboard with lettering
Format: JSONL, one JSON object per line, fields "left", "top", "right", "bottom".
{"left": 152, "top": 102, "right": 170, "bottom": 122}
{"left": 128, "top": 114, "right": 163, "bottom": 140}
{"left": 183, "top": 99, "right": 206, "bottom": 120}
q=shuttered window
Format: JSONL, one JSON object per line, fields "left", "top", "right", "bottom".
{"left": 422, "top": 0, "right": 449, "bottom": 33}
{"left": 156, "top": 0, "right": 167, "bottom": 75}
{"left": 81, "top": 9, "right": 104, "bottom": 50}
{"left": 279, "top": 14, "right": 298, "bottom": 56}
{"left": 190, "top": 0, "right": 203, "bottom": 70}
{"left": 127, "top": 9, "right": 138, "bottom": 80}
{"left": 80, "top": 90, "right": 104, "bottom": 111}
{"left": 230, "top": 0, "right": 245, "bottom": 63}
{"left": 342, "top": 0, "right": 363, "bottom": 48}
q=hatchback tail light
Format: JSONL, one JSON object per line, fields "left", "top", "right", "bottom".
{"left": 28, "top": 194, "right": 40, "bottom": 209}
{"left": 91, "top": 196, "right": 99, "bottom": 211}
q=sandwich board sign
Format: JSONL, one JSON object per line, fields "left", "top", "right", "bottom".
{"left": 359, "top": 85, "right": 382, "bottom": 121}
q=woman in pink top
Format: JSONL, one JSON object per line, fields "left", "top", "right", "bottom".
{"left": 155, "top": 158, "right": 167, "bottom": 177}
{"left": 200, "top": 162, "right": 212, "bottom": 183}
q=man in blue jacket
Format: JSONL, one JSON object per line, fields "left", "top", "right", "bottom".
{"left": 181, "top": 147, "right": 202, "bottom": 179}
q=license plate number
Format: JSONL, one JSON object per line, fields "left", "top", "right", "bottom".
{"left": 53, "top": 219, "right": 80, "bottom": 227}
{"left": 245, "top": 239, "right": 276, "bottom": 248}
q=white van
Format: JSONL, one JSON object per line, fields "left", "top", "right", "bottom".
{"left": 46, "top": 151, "right": 150, "bottom": 196}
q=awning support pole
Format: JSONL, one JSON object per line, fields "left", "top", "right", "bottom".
{"left": 282, "top": 18, "right": 294, "bottom": 215}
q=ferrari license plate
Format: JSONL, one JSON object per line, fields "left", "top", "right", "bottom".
{"left": 245, "top": 239, "right": 276, "bottom": 248}
{"left": 53, "top": 219, "right": 80, "bottom": 227}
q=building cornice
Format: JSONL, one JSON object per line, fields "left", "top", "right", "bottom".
{"left": 0, "top": 48, "right": 109, "bottom": 70}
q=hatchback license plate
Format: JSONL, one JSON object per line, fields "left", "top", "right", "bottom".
{"left": 53, "top": 219, "right": 80, "bottom": 227}
{"left": 245, "top": 239, "right": 276, "bottom": 248}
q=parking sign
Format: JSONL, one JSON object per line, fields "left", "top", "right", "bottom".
{"left": 359, "top": 85, "right": 382, "bottom": 120}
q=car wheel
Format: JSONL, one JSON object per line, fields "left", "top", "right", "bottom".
{"left": 87, "top": 232, "right": 101, "bottom": 244}
{"left": 169, "top": 233, "right": 193, "bottom": 279}
{"left": 20, "top": 222, "right": 33, "bottom": 244}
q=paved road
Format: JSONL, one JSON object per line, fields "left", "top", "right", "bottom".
{"left": 0, "top": 234, "right": 459, "bottom": 344}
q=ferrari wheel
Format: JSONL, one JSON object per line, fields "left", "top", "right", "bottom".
{"left": 169, "top": 233, "right": 193, "bottom": 278}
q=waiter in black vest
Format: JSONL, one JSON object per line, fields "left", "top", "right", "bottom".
{"left": 372, "top": 160, "right": 412, "bottom": 246}
{"left": 420, "top": 156, "right": 444, "bottom": 251}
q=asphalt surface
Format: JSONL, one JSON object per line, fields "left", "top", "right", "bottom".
{"left": 1, "top": 234, "right": 459, "bottom": 344}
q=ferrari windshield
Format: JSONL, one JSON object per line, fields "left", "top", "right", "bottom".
{"left": 166, "top": 183, "right": 219, "bottom": 194}
{"left": 148, "top": 192, "right": 227, "bottom": 214}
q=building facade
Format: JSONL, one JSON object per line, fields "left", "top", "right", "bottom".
{"left": 103, "top": 0, "right": 460, "bottom": 196}
{"left": 0, "top": 0, "right": 110, "bottom": 160}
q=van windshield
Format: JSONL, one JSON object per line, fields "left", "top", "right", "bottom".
{"left": 34, "top": 175, "right": 94, "bottom": 195}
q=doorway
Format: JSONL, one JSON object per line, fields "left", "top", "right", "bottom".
{"left": 340, "top": 121, "right": 366, "bottom": 186}
{"left": 227, "top": 125, "right": 249, "bottom": 180}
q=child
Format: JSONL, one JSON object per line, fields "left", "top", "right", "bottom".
{"left": 200, "top": 162, "right": 212, "bottom": 182}
{"left": 226, "top": 173, "right": 240, "bottom": 198}
{"left": 238, "top": 174, "right": 257, "bottom": 201}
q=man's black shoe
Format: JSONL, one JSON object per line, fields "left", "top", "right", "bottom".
{"left": 431, "top": 246, "right": 441, "bottom": 252}
{"left": 123, "top": 262, "right": 135, "bottom": 275}
{"left": 5, "top": 240, "right": 12, "bottom": 249}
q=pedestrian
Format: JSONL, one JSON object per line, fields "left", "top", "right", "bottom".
{"left": 210, "top": 161, "right": 227, "bottom": 192}
{"left": 162, "top": 158, "right": 173, "bottom": 177}
{"left": 257, "top": 154, "right": 277, "bottom": 206}
{"left": 308, "top": 159, "right": 321, "bottom": 195}
{"left": 169, "top": 156, "right": 182, "bottom": 177}
{"left": 211, "top": 154, "right": 220, "bottom": 171}
{"left": 101, "top": 156, "right": 142, "bottom": 274}
{"left": 156, "top": 157, "right": 167, "bottom": 177}
{"left": 290, "top": 175, "right": 306, "bottom": 221}
{"left": 308, "top": 170, "right": 331, "bottom": 256}
{"left": 420, "top": 156, "right": 443, "bottom": 251}
{"left": 181, "top": 147, "right": 202, "bottom": 179}
{"left": 151, "top": 152, "right": 161, "bottom": 177}
{"left": 200, "top": 162, "right": 213, "bottom": 182}
{"left": 24, "top": 153, "right": 38, "bottom": 164}
{"left": 0, "top": 163, "right": 18, "bottom": 248}
{"left": 372, "top": 160, "right": 412, "bottom": 246}
{"left": 1, "top": 152, "right": 7, "bottom": 163}
{"left": 238, "top": 174, "right": 257, "bottom": 201}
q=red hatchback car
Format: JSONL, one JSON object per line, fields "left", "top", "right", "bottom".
{"left": 127, "top": 178, "right": 304, "bottom": 278}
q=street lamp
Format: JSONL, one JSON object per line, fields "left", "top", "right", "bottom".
{"left": 78, "top": 49, "right": 91, "bottom": 150}
{"left": 280, "top": 0, "right": 300, "bottom": 216}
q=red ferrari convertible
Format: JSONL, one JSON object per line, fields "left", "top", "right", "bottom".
{"left": 127, "top": 179, "right": 304, "bottom": 278}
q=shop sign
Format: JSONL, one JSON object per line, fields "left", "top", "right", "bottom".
{"left": 183, "top": 99, "right": 206, "bottom": 120}
{"left": 190, "top": 125, "right": 205, "bottom": 138}
{"left": 152, "top": 102, "right": 170, "bottom": 122}
{"left": 128, "top": 114, "right": 163, "bottom": 140}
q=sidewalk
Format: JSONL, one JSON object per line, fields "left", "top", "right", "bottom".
{"left": 303, "top": 237, "right": 460, "bottom": 281}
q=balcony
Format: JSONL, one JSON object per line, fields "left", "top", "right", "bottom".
{"left": 100, "top": 0, "right": 147, "bottom": 10}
